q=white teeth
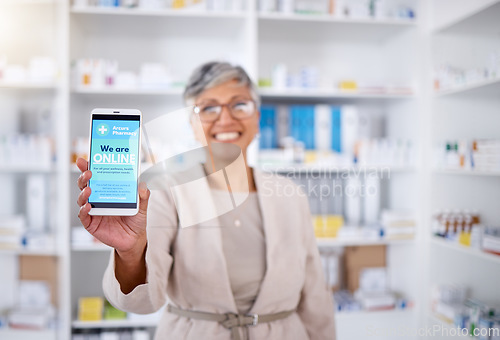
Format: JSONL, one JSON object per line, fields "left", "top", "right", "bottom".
{"left": 215, "top": 132, "right": 240, "bottom": 141}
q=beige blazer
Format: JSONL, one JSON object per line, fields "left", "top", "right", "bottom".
{"left": 103, "top": 168, "right": 336, "bottom": 339}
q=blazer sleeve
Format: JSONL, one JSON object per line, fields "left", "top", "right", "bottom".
{"left": 296, "top": 193, "right": 337, "bottom": 339}
{"left": 102, "top": 189, "right": 178, "bottom": 314}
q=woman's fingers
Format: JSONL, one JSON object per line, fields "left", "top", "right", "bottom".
{"left": 76, "top": 158, "right": 88, "bottom": 173}
{"left": 77, "top": 170, "right": 92, "bottom": 191}
{"left": 78, "top": 203, "right": 92, "bottom": 229}
{"left": 138, "top": 182, "right": 150, "bottom": 215}
{"left": 77, "top": 186, "right": 91, "bottom": 207}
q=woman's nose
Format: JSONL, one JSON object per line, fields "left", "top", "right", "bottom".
{"left": 216, "top": 105, "right": 236, "bottom": 125}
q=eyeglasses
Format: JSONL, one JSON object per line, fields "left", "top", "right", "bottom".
{"left": 193, "top": 99, "right": 256, "bottom": 123}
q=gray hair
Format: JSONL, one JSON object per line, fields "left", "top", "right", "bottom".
{"left": 183, "top": 61, "right": 260, "bottom": 107}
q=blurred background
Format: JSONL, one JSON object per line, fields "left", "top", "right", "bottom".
{"left": 0, "top": 0, "right": 499, "bottom": 339}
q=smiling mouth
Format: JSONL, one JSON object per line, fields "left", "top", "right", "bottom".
{"left": 213, "top": 132, "right": 242, "bottom": 142}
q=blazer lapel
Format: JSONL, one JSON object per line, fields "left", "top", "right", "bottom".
{"left": 248, "top": 169, "right": 278, "bottom": 313}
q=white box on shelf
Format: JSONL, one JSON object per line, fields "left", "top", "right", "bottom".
{"left": 26, "top": 175, "right": 47, "bottom": 232}
{"left": 314, "top": 104, "right": 332, "bottom": 152}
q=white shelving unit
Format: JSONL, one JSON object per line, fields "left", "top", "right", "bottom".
{"left": 258, "top": 12, "right": 416, "bottom": 25}
{"left": 260, "top": 164, "right": 416, "bottom": 174}
{"left": 71, "top": 244, "right": 111, "bottom": 252}
{"left": 335, "top": 308, "right": 416, "bottom": 339}
{"left": 65, "top": 1, "right": 421, "bottom": 339}
{"left": 71, "top": 87, "right": 184, "bottom": 96}
{"left": 0, "top": 249, "right": 60, "bottom": 256}
{"left": 316, "top": 237, "right": 415, "bottom": 247}
{"left": 70, "top": 6, "right": 247, "bottom": 19}
{"left": 433, "top": 169, "right": 500, "bottom": 177}
{"left": 433, "top": 77, "right": 500, "bottom": 98}
{"left": 430, "top": 237, "right": 500, "bottom": 265}
{"left": 0, "top": 0, "right": 69, "bottom": 339}
{"left": 72, "top": 319, "right": 158, "bottom": 329}
{"left": 0, "top": 328, "right": 57, "bottom": 340}
{"left": 0, "top": 81, "right": 58, "bottom": 90}
{"left": 2, "top": 1, "right": 499, "bottom": 340}
{"left": 425, "top": 0, "right": 500, "bottom": 332}
{"left": 259, "top": 88, "right": 415, "bottom": 100}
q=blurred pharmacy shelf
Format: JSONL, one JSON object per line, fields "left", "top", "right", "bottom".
{"left": 0, "top": 166, "right": 54, "bottom": 174}
{"left": 71, "top": 244, "right": 111, "bottom": 252}
{"left": 0, "top": 0, "right": 55, "bottom": 5}
{"left": 260, "top": 164, "right": 416, "bottom": 174}
{"left": 432, "top": 0, "right": 500, "bottom": 35}
{"left": 71, "top": 87, "right": 184, "bottom": 96}
{"left": 433, "top": 78, "right": 500, "bottom": 98}
{"left": 72, "top": 319, "right": 158, "bottom": 329}
{"left": 334, "top": 308, "right": 416, "bottom": 339}
{"left": 0, "top": 248, "right": 59, "bottom": 256}
{"left": 258, "top": 14, "right": 417, "bottom": 41}
{"left": 71, "top": 87, "right": 416, "bottom": 100}
{"left": 0, "top": 81, "right": 57, "bottom": 90}
{"left": 316, "top": 237, "right": 415, "bottom": 247}
{"left": 430, "top": 236, "right": 500, "bottom": 265}
{"left": 70, "top": 7, "right": 246, "bottom": 19}
{"left": 258, "top": 12, "right": 416, "bottom": 26}
{"left": 433, "top": 169, "right": 500, "bottom": 177}
{"left": 259, "top": 88, "right": 415, "bottom": 101}
{"left": 0, "top": 328, "right": 56, "bottom": 340}
{"left": 427, "top": 314, "right": 460, "bottom": 334}
{"left": 335, "top": 308, "right": 414, "bottom": 318}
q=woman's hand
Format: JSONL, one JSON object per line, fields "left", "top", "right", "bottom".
{"left": 76, "top": 157, "right": 150, "bottom": 257}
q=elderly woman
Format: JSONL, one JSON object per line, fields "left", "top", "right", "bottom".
{"left": 76, "top": 62, "right": 335, "bottom": 340}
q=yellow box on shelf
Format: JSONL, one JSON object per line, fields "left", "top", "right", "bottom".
{"left": 304, "top": 151, "right": 317, "bottom": 164}
{"left": 313, "top": 215, "right": 344, "bottom": 238}
{"left": 458, "top": 232, "right": 471, "bottom": 247}
{"left": 78, "top": 297, "right": 104, "bottom": 322}
{"left": 339, "top": 80, "right": 358, "bottom": 91}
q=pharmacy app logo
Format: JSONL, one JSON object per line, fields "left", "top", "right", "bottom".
{"left": 96, "top": 123, "right": 109, "bottom": 136}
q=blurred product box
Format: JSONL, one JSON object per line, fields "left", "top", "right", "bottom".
{"left": 313, "top": 215, "right": 343, "bottom": 238}
{"left": 20, "top": 256, "right": 58, "bottom": 306}
{"left": 343, "top": 245, "right": 386, "bottom": 293}
{"left": 103, "top": 300, "right": 126, "bottom": 320}
{"left": 78, "top": 297, "right": 104, "bottom": 322}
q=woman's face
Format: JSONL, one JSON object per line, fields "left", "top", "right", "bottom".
{"left": 192, "top": 79, "right": 260, "bottom": 157}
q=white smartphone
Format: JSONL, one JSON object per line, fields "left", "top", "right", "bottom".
{"left": 88, "top": 108, "right": 142, "bottom": 216}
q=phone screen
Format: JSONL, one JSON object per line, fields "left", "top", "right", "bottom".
{"left": 88, "top": 114, "right": 140, "bottom": 209}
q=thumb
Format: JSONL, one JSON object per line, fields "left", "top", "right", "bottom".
{"left": 138, "top": 182, "right": 150, "bottom": 215}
